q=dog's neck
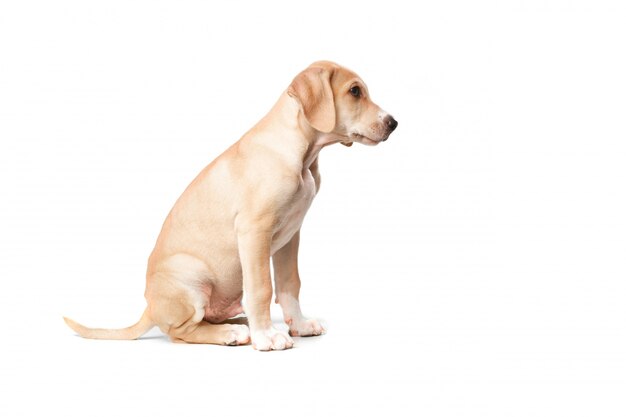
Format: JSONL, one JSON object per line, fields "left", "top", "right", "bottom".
{"left": 258, "top": 92, "right": 346, "bottom": 173}
{"left": 298, "top": 112, "right": 347, "bottom": 170}
{"left": 248, "top": 92, "right": 350, "bottom": 175}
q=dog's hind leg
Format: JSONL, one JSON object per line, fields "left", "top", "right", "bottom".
{"left": 146, "top": 256, "right": 250, "bottom": 346}
{"left": 148, "top": 288, "right": 249, "bottom": 345}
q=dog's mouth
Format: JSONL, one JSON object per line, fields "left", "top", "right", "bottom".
{"left": 349, "top": 132, "right": 385, "bottom": 145}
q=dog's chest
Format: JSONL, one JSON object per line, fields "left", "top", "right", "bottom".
{"left": 271, "top": 169, "right": 317, "bottom": 254}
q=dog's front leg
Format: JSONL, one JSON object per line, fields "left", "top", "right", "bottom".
{"left": 273, "top": 231, "right": 325, "bottom": 337}
{"left": 237, "top": 227, "right": 294, "bottom": 351}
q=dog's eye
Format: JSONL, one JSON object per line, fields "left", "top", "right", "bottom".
{"left": 349, "top": 86, "right": 361, "bottom": 98}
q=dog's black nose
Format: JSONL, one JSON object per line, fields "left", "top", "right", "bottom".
{"left": 385, "top": 116, "right": 398, "bottom": 132}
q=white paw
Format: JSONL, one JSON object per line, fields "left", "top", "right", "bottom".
{"left": 251, "top": 326, "right": 294, "bottom": 351}
{"left": 223, "top": 324, "right": 251, "bottom": 346}
{"left": 288, "top": 318, "right": 325, "bottom": 337}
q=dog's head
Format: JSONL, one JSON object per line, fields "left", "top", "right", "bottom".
{"left": 287, "top": 61, "right": 397, "bottom": 146}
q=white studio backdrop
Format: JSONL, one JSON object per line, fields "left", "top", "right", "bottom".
{"left": 1, "top": 1, "right": 625, "bottom": 416}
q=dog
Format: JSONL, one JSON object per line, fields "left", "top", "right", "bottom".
{"left": 64, "top": 61, "right": 397, "bottom": 350}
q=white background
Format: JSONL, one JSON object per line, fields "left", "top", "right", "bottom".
{"left": 1, "top": 1, "right": 625, "bottom": 416}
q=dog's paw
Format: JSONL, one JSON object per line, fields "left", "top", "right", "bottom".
{"left": 288, "top": 318, "right": 325, "bottom": 337}
{"left": 223, "top": 324, "right": 251, "bottom": 346}
{"left": 251, "top": 327, "right": 294, "bottom": 351}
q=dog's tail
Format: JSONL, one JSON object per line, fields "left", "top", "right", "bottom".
{"left": 63, "top": 308, "right": 154, "bottom": 340}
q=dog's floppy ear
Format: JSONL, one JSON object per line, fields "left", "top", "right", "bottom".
{"left": 287, "top": 67, "right": 336, "bottom": 133}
